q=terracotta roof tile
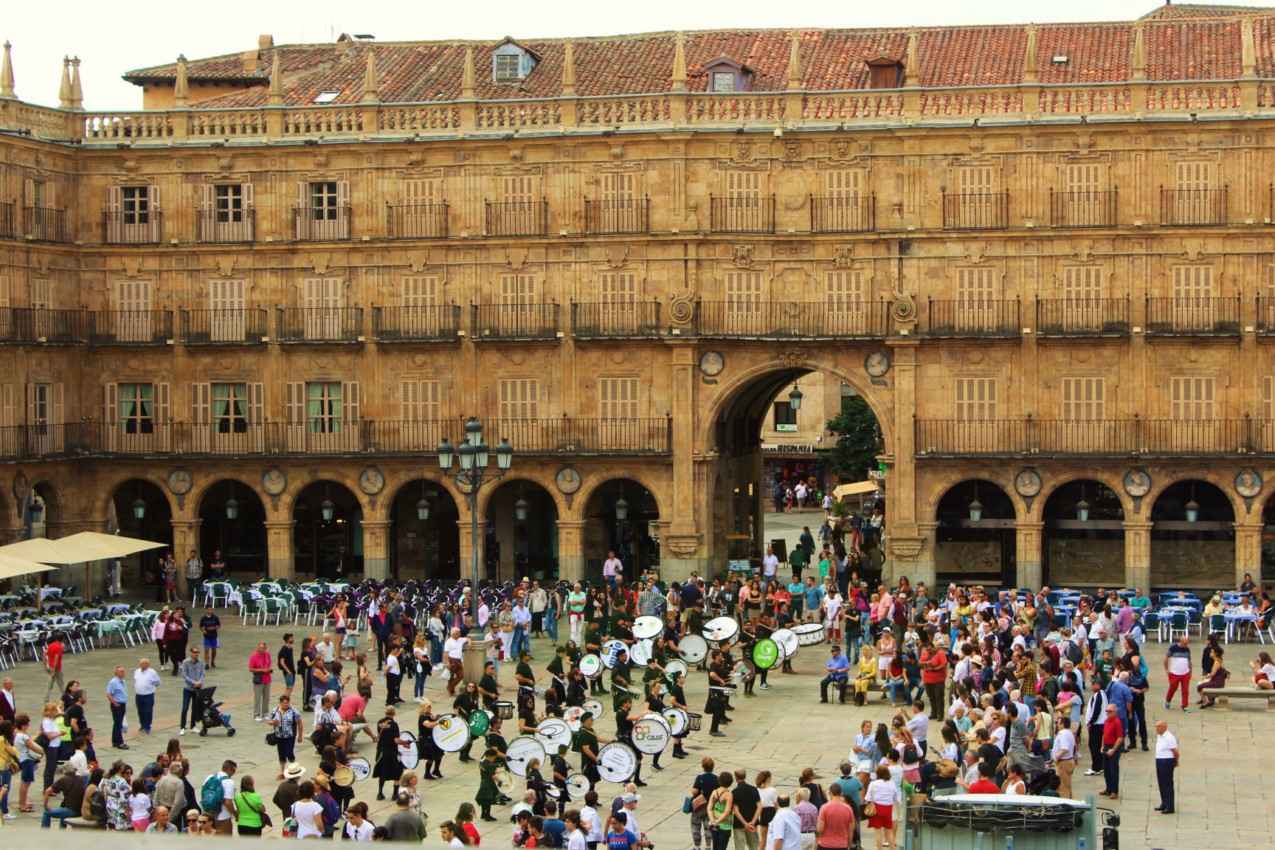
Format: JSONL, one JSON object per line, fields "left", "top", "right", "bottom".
{"left": 124, "top": 5, "right": 1275, "bottom": 108}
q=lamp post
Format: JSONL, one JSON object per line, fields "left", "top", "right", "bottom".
{"left": 438, "top": 416, "right": 514, "bottom": 626}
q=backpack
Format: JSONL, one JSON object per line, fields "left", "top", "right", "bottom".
{"left": 1064, "top": 640, "right": 1084, "bottom": 666}
{"left": 316, "top": 792, "right": 341, "bottom": 836}
{"left": 200, "top": 774, "right": 226, "bottom": 814}
{"left": 89, "top": 788, "right": 107, "bottom": 820}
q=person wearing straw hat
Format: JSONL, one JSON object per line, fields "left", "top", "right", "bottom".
{"left": 272, "top": 763, "right": 305, "bottom": 822}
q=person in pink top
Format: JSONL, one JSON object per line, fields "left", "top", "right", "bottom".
{"left": 340, "top": 687, "right": 378, "bottom": 743}
{"left": 249, "top": 642, "right": 273, "bottom": 722}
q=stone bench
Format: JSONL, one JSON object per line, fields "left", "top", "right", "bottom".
{"left": 63, "top": 817, "right": 105, "bottom": 829}
{"left": 1200, "top": 688, "right": 1275, "bottom": 710}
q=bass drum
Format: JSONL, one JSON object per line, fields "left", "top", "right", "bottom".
{"left": 536, "top": 718, "right": 573, "bottom": 754}
{"left": 583, "top": 699, "right": 604, "bottom": 719}
{"left": 506, "top": 736, "right": 547, "bottom": 777}
{"left": 631, "top": 713, "right": 670, "bottom": 755}
{"left": 664, "top": 659, "right": 688, "bottom": 681}
{"left": 661, "top": 707, "right": 689, "bottom": 737}
{"left": 600, "top": 640, "right": 628, "bottom": 669}
{"left": 563, "top": 706, "right": 586, "bottom": 732}
{"left": 632, "top": 616, "right": 663, "bottom": 640}
{"left": 702, "top": 616, "right": 740, "bottom": 644}
{"left": 596, "top": 742, "right": 638, "bottom": 784}
{"left": 565, "top": 773, "right": 591, "bottom": 800}
{"left": 629, "top": 639, "right": 653, "bottom": 667}
{"left": 678, "top": 634, "right": 708, "bottom": 664}
{"left": 771, "top": 628, "right": 800, "bottom": 660}
{"left": 431, "top": 714, "right": 471, "bottom": 753}
{"left": 397, "top": 730, "right": 420, "bottom": 770}
{"left": 580, "top": 654, "right": 604, "bottom": 680}
{"left": 792, "top": 622, "right": 827, "bottom": 646}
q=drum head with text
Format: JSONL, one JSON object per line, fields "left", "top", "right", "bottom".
{"left": 630, "top": 639, "right": 653, "bottom": 667}
{"left": 536, "top": 718, "right": 573, "bottom": 754}
{"left": 632, "top": 713, "right": 670, "bottom": 754}
{"left": 432, "top": 714, "right": 471, "bottom": 753}
{"left": 597, "top": 742, "right": 638, "bottom": 783}
{"left": 506, "top": 736, "right": 546, "bottom": 777}
{"left": 632, "top": 616, "right": 663, "bottom": 640}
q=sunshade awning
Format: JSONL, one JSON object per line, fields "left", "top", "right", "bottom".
{"left": 833, "top": 481, "right": 881, "bottom": 499}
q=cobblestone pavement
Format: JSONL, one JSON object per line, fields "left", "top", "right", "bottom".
{"left": 2, "top": 562, "right": 1268, "bottom": 849}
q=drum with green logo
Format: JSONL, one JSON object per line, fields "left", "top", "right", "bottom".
{"left": 468, "top": 709, "right": 492, "bottom": 737}
{"left": 752, "top": 637, "right": 781, "bottom": 670}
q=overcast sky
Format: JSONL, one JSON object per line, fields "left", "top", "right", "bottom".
{"left": 0, "top": 0, "right": 1244, "bottom": 109}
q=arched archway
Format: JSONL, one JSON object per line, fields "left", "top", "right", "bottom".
{"left": 26, "top": 481, "right": 61, "bottom": 540}
{"left": 389, "top": 480, "right": 460, "bottom": 581}
{"left": 582, "top": 478, "right": 661, "bottom": 584}
{"left": 1041, "top": 479, "right": 1124, "bottom": 586}
{"left": 293, "top": 481, "right": 363, "bottom": 579}
{"left": 1151, "top": 479, "right": 1234, "bottom": 589}
{"left": 485, "top": 480, "right": 558, "bottom": 583}
{"left": 198, "top": 480, "right": 267, "bottom": 576}
{"left": 109, "top": 478, "right": 173, "bottom": 594}
{"left": 934, "top": 479, "right": 1016, "bottom": 587}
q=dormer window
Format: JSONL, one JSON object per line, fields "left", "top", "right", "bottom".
{"left": 492, "top": 39, "right": 539, "bottom": 83}
{"left": 865, "top": 55, "right": 904, "bottom": 90}
{"left": 703, "top": 57, "right": 752, "bottom": 93}
{"left": 314, "top": 90, "right": 342, "bottom": 104}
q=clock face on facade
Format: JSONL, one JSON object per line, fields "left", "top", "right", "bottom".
{"left": 556, "top": 467, "right": 582, "bottom": 494}
{"left": 864, "top": 351, "right": 891, "bottom": 378}
{"left": 698, "top": 350, "right": 725, "bottom": 376}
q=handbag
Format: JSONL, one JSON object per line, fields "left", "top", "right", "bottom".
{"left": 683, "top": 796, "right": 694, "bottom": 815}
{"left": 246, "top": 793, "right": 273, "bottom": 828}
{"left": 253, "top": 673, "right": 264, "bottom": 685}
{"left": 862, "top": 801, "right": 877, "bottom": 818}
{"left": 265, "top": 732, "right": 278, "bottom": 746}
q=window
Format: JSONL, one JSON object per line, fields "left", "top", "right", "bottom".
{"left": 1175, "top": 161, "right": 1215, "bottom": 194}
{"left": 27, "top": 382, "right": 64, "bottom": 453}
{"left": 600, "top": 378, "right": 639, "bottom": 419}
{"left": 1061, "top": 265, "right": 1104, "bottom": 331}
{"left": 494, "top": 53, "right": 521, "bottom": 81}
{"left": 107, "top": 185, "right": 160, "bottom": 243}
{"left": 711, "top": 72, "right": 736, "bottom": 93}
{"left": 303, "top": 277, "right": 343, "bottom": 340}
{"left": 724, "top": 270, "right": 763, "bottom": 334}
{"left": 1171, "top": 161, "right": 1222, "bottom": 225}
{"left": 502, "top": 175, "right": 537, "bottom": 204}
{"left": 1061, "top": 377, "right": 1105, "bottom": 420}
{"left": 1060, "top": 163, "right": 1108, "bottom": 226}
{"left": 310, "top": 182, "right": 339, "bottom": 221}
{"left": 402, "top": 276, "right": 441, "bottom": 334}
{"left": 215, "top": 185, "right": 246, "bottom": 223}
{"left": 498, "top": 273, "right": 538, "bottom": 334}
{"left": 401, "top": 379, "right": 441, "bottom": 422}
{"left": 208, "top": 278, "right": 246, "bottom": 341}
{"left": 866, "top": 58, "right": 903, "bottom": 90}
{"left": 212, "top": 383, "right": 249, "bottom": 434}
{"left": 726, "top": 170, "right": 760, "bottom": 202}
{"left": 297, "top": 180, "right": 349, "bottom": 240}
{"left": 955, "top": 267, "right": 996, "bottom": 331}
{"left": 0, "top": 384, "right": 12, "bottom": 456}
{"left": 1171, "top": 376, "right": 1214, "bottom": 420}
{"left": 114, "top": 279, "right": 153, "bottom": 342}
{"left": 103, "top": 382, "right": 168, "bottom": 451}
{"left": 0, "top": 275, "right": 8, "bottom": 310}
{"left": 825, "top": 170, "right": 863, "bottom": 200}
{"left": 1172, "top": 265, "right": 1213, "bottom": 300}
{"left": 954, "top": 378, "right": 998, "bottom": 420}
{"left": 598, "top": 271, "right": 638, "bottom": 333}
{"left": 200, "top": 184, "right": 254, "bottom": 242}
{"left": 773, "top": 401, "right": 798, "bottom": 432}
{"left": 121, "top": 186, "right": 151, "bottom": 225}
{"left": 30, "top": 278, "right": 51, "bottom": 338}
{"left": 948, "top": 165, "right": 1000, "bottom": 229}
{"left": 192, "top": 381, "right": 263, "bottom": 452}
{"left": 825, "top": 271, "right": 865, "bottom": 334}
{"left": 119, "top": 383, "right": 156, "bottom": 434}
{"left": 313, "top": 90, "right": 341, "bottom": 104}
{"left": 1264, "top": 375, "right": 1274, "bottom": 420}
{"left": 285, "top": 381, "right": 359, "bottom": 450}
{"left": 307, "top": 382, "right": 344, "bottom": 434}
{"left": 499, "top": 378, "right": 540, "bottom": 420}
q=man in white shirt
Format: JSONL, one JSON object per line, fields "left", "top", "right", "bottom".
{"left": 1154, "top": 720, "right": 1179, "bottom": 815}
{"left": 443, "top": 628, "right": 469, "bottom": 696}
{"left": 761, "top": 546, "right": 779, "bottom": 589}
{"left": 794, "top": 482, "right": 807, "bottom": 509}
{"left": 904, "top": 702, "right": 929, "bottom": 752}
{"left": 769, "top": 795, "right": 802, "bottom": 850}
{"left": 603, "top": 551, "right": 623, "bottom": 590}
{"left": 618, "top": 794, "right": 649, "bottom": 847}
{"left": 133, "top": 658, "right": 163, "bottom": 735}
{"left": 316, "top": 634, "right": 336, "bottom": 664}
{"left": 213, "top": 760, "right": 238, "bottom": 835}
{"left": 1052, "top": 717, "right": 1078, "bottom": 799}
{"left": 0, "top": 677, "right": 16, "bottom": 724}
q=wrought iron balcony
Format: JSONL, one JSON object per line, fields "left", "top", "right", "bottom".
{"left": 0, "top": 423, "right": 90, "bottom": 460}
{"left": 86, "top": 310, "right": 174, "bottom": 345}
{"left": 693, "top": 300, "right": 891, "bottom": 338}
{"left": 485, "top": 200, "right": 548, "bottom": 237}
{"left": 471, "top": 303, "right": 560, "bottom": 340}
{"left": 103, "top": 210, "right": 163, "bottom": 244}
{"left": 571, "top": 302, "right": 665, "bottom": 338}
{"left": 1145, "top": 296, "right": 1241, "bottom": 336}
{"left": 387, "top": 202, "right": 450, "bottom": 239}
{"left": 293, "top": 205, "right": 351, "bottom": 240}
{"left": 1035, "top": 298, "right": 1130, "bottom": 337}
{"left": 583, "top": 198, "right": 650, "bottom": 235}
{"left": 196, "top": 206, "right": 255, "bottom": 243}
{"left": 372, "top": 305, "right": 463, "bottom": 342}
{"left": 0, "top": 308, "right": 90, "bottom": 343}
{"left": 1049, "top": 189, "right": 1118, "bottom": 228}
{"left": 710, "top": 196, "right": 775, "bottom": 233}
{"left": 276, "top": 307, "right": 364, "bottom": 343}
{"left": 915, "top": 417, "right": 1268, "bottom": 458}
{"left": 810, "top": 194, "right": 875, "bottom": 233}
{"left": 178, "top": 309, "right": 270, "bottom": 344}
{"left": 942, "top": 191, "right": 1009, "bottom": 230}
{"left": 921, "top": 299, "right": 1021, "bottom": 338}
{"left": 24, "top": 206, "right": 69, "bottom": 242}
{"left": 1160, "top": 186, "right": 1227, "bottom": 226}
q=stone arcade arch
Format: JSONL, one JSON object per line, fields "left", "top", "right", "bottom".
{"left": 933, "top": 478, "right": 1017, "bottom": 588}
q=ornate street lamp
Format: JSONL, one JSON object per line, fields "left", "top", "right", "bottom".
{"left": 788, "top": 383, "right": 804, "bottom": 411}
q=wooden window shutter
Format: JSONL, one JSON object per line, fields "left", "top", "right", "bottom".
{"left": 403, "top": 276, "right": 439, "bottom": 306}
{"left": 601, "top": 172, "right": 635, "bottom": 202}
{"left": 502, "top": 175, "right": 536, "bottom": 203}
{"left": 499, "top": 378, "right": 539, "bottom": 419}
{"left": 1265, "top": 376, "right": 1274, "bottom": 420}
{"left": 726, "top": 170, "right": 760, "bottom": 198}
{"left": 341, "top": 381, "right": 360, "bottom": 424}
{"left": 824, "top": 170, "right": 862, "bottom": 198}
{"left": 500, "top": 273, "right": 536, "bottom": 304}
{"left": 0, "top": 275, "right": 9, "bottom": 309}
{"left": 192, "top": 382, "right": 211, "bottom": 424}
{"left": 403, "top": 179, "right": 437, "bottom": 205}
{"left": 959, "top": 166, "right": 994, "bottom": 194}
{"left": 1065, "top": 163, "right": 1102, "bottom": 193}
{"left": 248, "top": 382, "right": 264, "bottom": 425}
{"left": 401, "top": 380, "right": 419, "bottom": 421}
{"left": 1176, "top": 160, "right": 1214, "bottom": 191}
{"left": 2, "top": 383, "right": 14, "bottom": 427}
{"left": 107, "top": 186, "right": 123, "bottom": 213}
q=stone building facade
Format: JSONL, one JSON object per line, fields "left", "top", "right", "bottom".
{"left": 1, "top": 5, "right": 1273, "bottom": 592}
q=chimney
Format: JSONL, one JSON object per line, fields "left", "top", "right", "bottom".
{"left": 259, "top": 35, "right": 275, "bottom": 53}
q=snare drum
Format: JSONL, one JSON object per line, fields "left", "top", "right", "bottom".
{"left": 494, "top": 700, "right": 515, "bottom": 719}
{"left": 686, "top": 712, "right": 703, "bottom": 731}
{"left": 347, "top": 756, "right": 371, "bottom": 782}
{"left": 566, "top": 773, "right": 591, "bottom": 799}
{"left": 678, "top": 634, "right": 708, "bottom": 664}
{"left": 579, "top": 654, "right": 604, "bottom": 679}
{"left": 583, "top": 699, "right": 603, "bottom": 719}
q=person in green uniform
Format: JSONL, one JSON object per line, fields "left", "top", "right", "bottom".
{"left": 551, "top": 744, "right": 572, "bottom": 800}
{"left": 476, "top": 747, "right": 501, "bottom": 821}
{"left": 571, "top": 712, "right": 606, "bottom": 790}
{"left": 478, "top": 661, "right": 500, "bottom": 711}
{"left": 547, "top": 645, "right": 569, "bottom": 698}
{"left": 611, "top": 647, "right": 635, "bottom": 711}
{"left": 485, "top": 716, "right": 512, "bottom": 804}
{"left": 614, "top": 695, "right": 648, "bottom": 787}
{"left": 584, "top": 623, "right": 606, "bottom": 696}
{"left": 515, "top": 650, "right": 537, "bottom": 701}
{"left": 789, "top": 545, "right": 808, "bottom": 578}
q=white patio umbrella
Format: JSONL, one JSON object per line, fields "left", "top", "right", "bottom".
{"left": 0, "top": 532, "right": 165, "bottom": 608}
{"left": 0, "top": 552, "right": 60, "bottom": 581}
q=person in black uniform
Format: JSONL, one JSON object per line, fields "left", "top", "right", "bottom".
{"left": 572, "top": 712, "right": 606, "bottom": 790}
{"left": 547, "top": 646, "right": 570, "bottom": 699}
{"left": 478, "top": 661, "right": 500, "bottom": 712}
{"left": 373, "top": 705, "right": 406, "bottom": 801}
{"left": 566, "top": 668, "right": 588, "bottom": 707}
{"left": 543, "top": 689, "right": 565, "bottom": 718}
{"left": 706, "top": 651, "right": 731, "bottom": 737}
{"left": 610, "top": 648, "right": 635, "bottom": 712}
{"left": 517, "top": 693, "right": 539, "bottom": 736}
{"left": 417, "top": 698, "right": 447, "bottom": 780}
{"left": 485, "top": 716, "right": 513, "bottom": 805}
{"left": 525, "top": 756, "right": 549, "bottom": 816}
{"left": 644, "top": 679, "right": 667, "bottom": 772}
{"left": 686, "top": 601, "right": 708, "bottom": 671}
{"left": 453, "top": 681, "right": 480, "bottom": 763}
{"left": 754, "top": 614, "right": 776, "bottom": 692}
{"left": 584, "top": 625, "right": 606, "bottom": 696}
{"left": 613, "top": 695, "right": 648, "bottom": 787}
{"left": 739, "top": 620, "right": 758, "bottom": 697}
{"left": 515, "top": 650, "right": 537, "bottom": 703}
{"left": 666, "top": 672, "right": 692, "bottom": 759}
{"left": 551, "top": 744, "right": 572, "bottom": 800}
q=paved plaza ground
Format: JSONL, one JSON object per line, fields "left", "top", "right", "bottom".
{"left": 1, "top": 510, "right": 1268, "bottom": 849}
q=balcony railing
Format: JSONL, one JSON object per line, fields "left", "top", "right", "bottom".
{"left": 0, "top": 423, "right": 86, "bottom": 459}
{"left": 86, "top": 310, "right": 174, "bottom": 345}
{"left": 0, "top": 308, "right": 89, "bottom": 343}
{"left": 103, "top": 210, "right": 163, "bottom": 244}
{"left": 365, "top": 418, "right": 671, "bottom": 454}
{"left": 294, "top": 206, "right": 351, "bottom": 240}
{"left": 1256, "top": 295, "right": 1275, "bottom": 335}
{"left": 24, "top": 206, "right": 69, "bottom": 242}
{"left": 1145, "top": 296, "right": 1241, "bottom": 336}
{"left": 583, "top": 198, "right": 650, "bottom": 235}
{"left": 387, "top": 202, "right": 449, "bottom": 239}
{"left": 1160, "top": 186, "right": 1227, "bottom": 226}
{"left": 1035, "top": 298, "right": 1130, "bottom": 337}
{"left": 178, "top": 309, "right": 270, "bottom": 344}
{"left": 281, "top": 420, "right": 365, "bottom": 454}
{"left": 915, "top": 417, "right": 1271, "bottom": 457}
{"left": 181, "top": 421, "right": 268, "bottom": 455}
{"left": 372, "top": 305, "right": 463, "bottom": 342}
{"left": 276, "top": 307, "right": 364, "bottom": 343}
{"left": 0, "top": 201, "right": 14, "bottom": 239}
{"left": 922, "top": 299, "right": 1021, "bottom": 337}
{"left": 710, "top": 196, "right": 775, "bottom": 233}
{"left": 1049, "top": 189, "right": 1118, "bottom": 228}
{"left": 694, "top": 300, "right": 891, "bottom": 338}
{"left": 942, "top": 191, "right": 1009, "bottom": 230}
{"left": 571, "top": 301, "right": 665, "bottom": 338}
{"left": 196, "top": 207, "right": 255, "bottom": 243}
{"left": 472, "top": 303, "right": 560, "bottom": 340}
{"left": 810, "top": 194, "right": 876, "bottom": 233}
{"left": 485, "top": 200, "right": 548, "bottom": 237}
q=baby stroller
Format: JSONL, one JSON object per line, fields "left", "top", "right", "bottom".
{"left": 196, "top": 686, "right": 237, "bottom": 737}
{"left": 1020, "top": 753, "right": 1054, "bottom": 795}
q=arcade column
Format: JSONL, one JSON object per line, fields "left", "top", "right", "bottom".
{"left": 264, "top": 520, "right": 296, "bottom": 581}
{"left": 360, "top": 520, "right": 391, "bottom": 580}
{"left": 1122, "top": 520, "right": 1152, "bottom": 591}
{"left": 556, "top": 520, "right": 587, "bottom": 583}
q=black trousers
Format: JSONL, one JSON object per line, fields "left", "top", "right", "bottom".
{"left": 820, "top": 676, "right": 848, "bottom": 703}
{"left": 1087, "top": 724, "right": 1105, "bottom": 772}
{"left": 1155, "top": 758, "right": 1176, "bottom": 811}
{"left": 1127, "top": 693, "right": 1148, "bottom": 748}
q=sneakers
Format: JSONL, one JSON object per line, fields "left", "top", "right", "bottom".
{"left": 1164, "top": 701, "right": 1170, "bottom": 709}
{"left": 3, "top": 813, "right": 17, "bottom": 820}
{"left": 1182, "top": 707, "right": 1191, "bottom": 713}
{"left": 760, "top": 683, "right": 772, "bottom": 690}
{"left": 179, "top": 728, "right": 186, "bottom": 736}
{"left": 1083, "top": 769, "right": 1100, "bottom": 776}
{"left": 254, "top": 716, "right": 262, "bottom": 723}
